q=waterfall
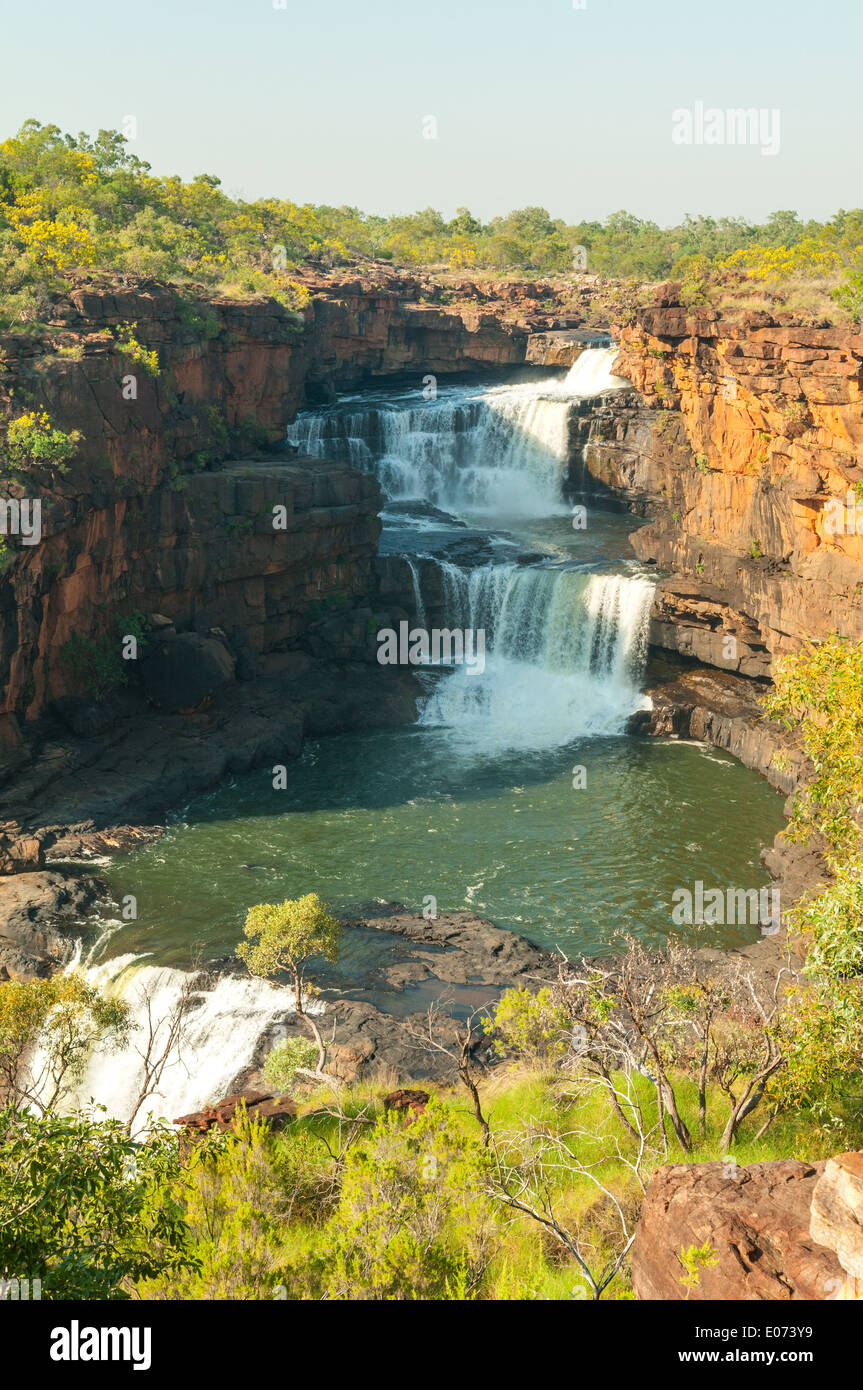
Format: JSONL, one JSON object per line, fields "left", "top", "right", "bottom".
{"left": 46, "top": 354, "right": 648, "bottom": 1126}
{"left": 563, "top": 346, "right": 630, "bottom": 397}
{"left": 290, "top": 388, "right": 571, "bottom": 517}
{"left": 288, "top": 349, "right": 631, "bottom": 519}
{"left": 405, "top": 557, "right": 426, "bottom": 625}
{"left": 418, "top": 565, "right": 654, "bottom": 754}
{"left": 38, "top": 953, "right": 307, "bottom": 1133}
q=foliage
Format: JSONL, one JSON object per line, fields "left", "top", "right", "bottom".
{"left": 237, "top": 892, "right": 340, "bottom": 998}
{"left": 237, "top": 893, "right": 341, "bottom": 1080}
{"left": 284, "top": 1100, "right": 494, "bottom": 1300}
{"left": 114, "top": 321, "right": 160, "bottom": 376}
{"left": 262, "top": 1037, "right": 319, "bottom": 1096}
{"left": 677, "top": 1240, "right": 719, "bottom": 1294}
{"left": 0, "top": 971, "right": 129, "bottom": 1113}
{"left": 762, "top": 634, "right": 863, "bottom": 860}
{"left": 0, "top": 1107, "right": 195, "bottom": 1298}
{"left": 59, "top": 609, "right": 148, "bottom": 699}
{"left": 0, "top": 123, "right": 861, "bottom": 306}
{"left": 673, "top": 253, "right": 714, "bottom": 307}
{"left": 59, "top": 630, "right": 123, "bottom": 699}
{"left": 487, "top": 985, "right": 573, "bottom": 1062}
{"left": 768, "top": 977, "right": 863, "bottom": 1131}
{"left": 140, "top": 1114, "right": 290, "bottom": 1300}
{"left": 2, "top": 409, "right": 80, "bottom": 481}
{"left": 760, "top": 635, "right": 863, "bottom": 1133}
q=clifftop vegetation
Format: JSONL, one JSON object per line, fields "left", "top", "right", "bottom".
{"left": 1, "top": 120, "right": 862, "bottom": 330}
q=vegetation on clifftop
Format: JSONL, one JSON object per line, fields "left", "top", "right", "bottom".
{"left": 1, "top": 121, "right": 862, "bottom": 329}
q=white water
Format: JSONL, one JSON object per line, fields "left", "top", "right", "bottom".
{"left": 287, "top": 347, "right": 631, "bottom": 519}
{"left": 418, "top": 566, "right": 654, "bottom": 754}
{"left": 44, "top": 953, "right": 305, "bottom": 1133}
{"left": 53, "top": 351, "right": 648, "bottom": 1123}
{"left": 562, "top": 345, "right": 630, "bottom": 397}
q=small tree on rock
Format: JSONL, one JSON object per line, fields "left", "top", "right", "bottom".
{"left": 236, "top": 893, "right": 341, "bottom": 1086}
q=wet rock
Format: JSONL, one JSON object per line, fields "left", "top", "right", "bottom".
{"left": 0, "top": 870, "right": 100, "bottom": 979}
{"left": 1, "top": 657, "right": 419, "bottom": 880}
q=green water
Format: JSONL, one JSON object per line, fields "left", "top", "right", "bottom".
{"left": 88, "top": 377, "right": 788, "bottom": 984}
{"left": 96, "top": 723, "right": 786, "bottom": 973}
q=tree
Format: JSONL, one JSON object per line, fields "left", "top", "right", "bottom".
{"left": 124, "top": 967, "right": 199, "bottom": 1136}
{"left": 484, "top": 1078, "right": 653, "bottom": 1300}
{"left": 404, "top": 1003, "right": 492, "bottom": 1146}
{"left": 236, "top": 893, "right": 341, "bottom": 1084}
{"left": 0, "top": 972, "right": 129, "bottom": 1114}
{"left": 0, "top": 1107, "right": 195, "bottom": 1299}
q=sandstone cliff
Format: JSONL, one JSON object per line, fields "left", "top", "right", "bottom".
{"left": 578, "top": 291, "right": 863, "bottom": 676}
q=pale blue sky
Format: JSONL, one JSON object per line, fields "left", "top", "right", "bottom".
{"left": 1, "top": 0, "right": 858, "bottom": 223}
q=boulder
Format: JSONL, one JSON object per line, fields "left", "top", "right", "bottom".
{"left": 0, "top": 829, "right": 44, "bottom": 875}
{"left": 53, "top": 695, "right": 118, "bottom": 738}
{"left": 383, "top": 1088, "right": 430, "bottom": 1116}
{"left": 810, "top": 1151, "right": 863, "bottom": 1284}
{"left": 174, "top": 1090, "right": 297, "bottom": 1136}
{"left": 631, "top": 1159, "right": 843, "bottom": 1300}
{"left": 140, "top": 633, "right": 236, "bottom": 713}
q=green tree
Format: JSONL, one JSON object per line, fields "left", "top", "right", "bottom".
{"left": 237, "top": 893, "right": 341, "bottom": 1082}
{"left": 0, "top": 972, "right": 129, "bottom": 1113}
{"left": 0, "top": 1108, "right": 195, "bottom": 1299}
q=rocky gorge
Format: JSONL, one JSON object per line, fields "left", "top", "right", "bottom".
{"left": 2, "top": 269, "right": 862, "bottom": 1302}
{"left": 1, "top": 268, "right": 860, "bottom": 986}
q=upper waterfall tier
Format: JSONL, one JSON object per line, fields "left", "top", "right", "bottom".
{"left": 287, "top": 348, "right": 631, "bottom": 520}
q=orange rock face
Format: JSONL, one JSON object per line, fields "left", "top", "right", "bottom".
{"left": 581, "top": 291, "right": 863, "bottom": 669}
{"left": 1, "top": 274, "right": 570, "bottom": 719}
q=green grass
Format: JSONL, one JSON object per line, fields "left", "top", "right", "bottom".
{"left": 138, "top": 1062, "right": 860, "bottom": 1301}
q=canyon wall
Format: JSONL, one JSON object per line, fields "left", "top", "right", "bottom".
{"left": 579, "top": 289, "right": 863, "bottom": 676}
{"left": 1, "top": 272, "right": 588, "bottom": 726}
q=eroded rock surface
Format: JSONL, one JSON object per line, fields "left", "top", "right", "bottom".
{"left": 631, "top": 1159, "right": 844, "bottom": 1300}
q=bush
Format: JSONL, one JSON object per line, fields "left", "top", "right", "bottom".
{"left": 762, "top": 634, "right": 863, "bottom": 859}
{"left": 284, "top": 1100, "right": 494, "bottom": 1300}
{"left": 2, "top": 410, "right": 81, "bottom": 480}
{"left": 114, "top": 321, "right": 160, "bottom": 376}
{"left": 0, "top": 1109, "right": 194, "bottom": 1299}
{"left": 262, "top": 1037, "right": 318, "bottom": 1095}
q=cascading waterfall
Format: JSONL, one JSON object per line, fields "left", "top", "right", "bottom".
{"left": 288, "top": 347, "right": 629, "bottom": 518}
{"left": 49, "top": 350, "right": 651, "bottom": 1125}
{"left": 290, "top": 389, "right": 572, "bottom": 517}
{"left": 418, "top": 565, "right": 654, "bottom": 753}
{"left": 39, "top": 952, "right": 308, "bottom": 1132}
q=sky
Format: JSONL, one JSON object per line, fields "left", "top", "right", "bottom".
{"left": 0, "top": 0, "right": 860, "bottom": 226}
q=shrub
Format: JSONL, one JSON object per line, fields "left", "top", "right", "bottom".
{"left": 284, "top": 1101, "right": 494, "bottom": 1300}
{"left": 0, "top": 1108, "right": 194, "bottom": 1299}
{"left": 2, "top": 410, "right": 81, "bottom": 480}
{"left": 487, "top": 985, "right": 573, "bottom": 1063}
{"left": 114, "top": 321, "right": 160, "bottom": 376}
{"left": 59, "top": 630, "right": 124, "bottom": 699}
{"left": 262, "top": 1038, "right": 319, "bottom": 1096}
{"left": 762, "top": 634, "right": 863, "bottom": 859}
